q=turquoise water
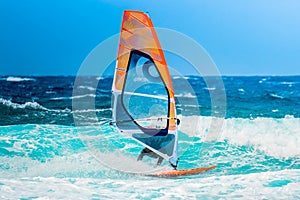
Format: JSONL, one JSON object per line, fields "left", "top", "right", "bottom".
{"left": 0, "top": 76, "right": 300, "bottom": 199}
{"left": 1, "top": 118, "right": 300, "bottom": 199}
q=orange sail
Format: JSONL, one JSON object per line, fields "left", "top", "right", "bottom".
{"left": 111, "top": 10, "right": 178, "bottom": 167}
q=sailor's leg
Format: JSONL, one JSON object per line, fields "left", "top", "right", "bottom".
{"left": 157, "top": 157, "right": 163, "bottom": 166}
{"left": 137, "top": 153, "right": 144, "bottom": 161}
{"left": 137, "top": 148, "right": 148, "bottom": 161}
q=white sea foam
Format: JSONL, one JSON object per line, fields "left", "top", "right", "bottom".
{"left": 204, "top": 87, "right": 216, "bottom": 91}
{"left": 185, "top": 76, "right": 199, "bottom": 80}
{"left": 96, "top": 76, "right": 104, "bottom": 80}
{"left": 175, "top": 92, "right": 196, "bottom": 98}
{"left": 6, "top": 76, "right": 36, "bottom": 82}
{"left": 280, "top": 81, "right": 297, "bottom": 85}
{"left": 0, "top": 98, "right": 72, "bottom": 113}
{"left": 45, "top": 90, "right": 56, "bottom": 94}
{"left": 51, "top": 94, "right": 96, "bottom": 100}
{"left": 0, "top": 168, "right": 299, "bottom": 199}
{"left": 270, "top": 93, "right": 284, "bottom": 99}
{"left": 0, "top": 98, "right": 48, "bottom": 110}
{"left": 72, "top": 108, "right": 112, "bottom": 113}
{"left": 172, "top": 76, "right": 182, "bottom": 79}
{"left": 78, "top": 86, "right": 96, "bottom": 91}
{"left": 259, "top": 77, "right": 268, "bottom": 83}
{"left": 178, "top": 115, "right": 300, "bottom": 158}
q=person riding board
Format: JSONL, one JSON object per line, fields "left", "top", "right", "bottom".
{"left": 137, "top": 147, "right": 178, "bottom": 169}
{"left": 137, "top": 118, "right": 180, "bottom": 169}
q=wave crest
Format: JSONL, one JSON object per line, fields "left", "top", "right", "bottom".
{"left": 178, "top": 115, "right": 300, "bottom": 158}
{"left": 6, "top": 76, "right": 36, "bottom": 82}
{"left": 0, "top": 98, "right": 48, "bottom": 111}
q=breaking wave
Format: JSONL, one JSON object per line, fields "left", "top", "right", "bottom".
{"left": 5, "top": 76, "right": 36, "bottom": 82}
{"left": 178, "top": 115, "right": 300, "bottom": 158}
{"left": 0, "top": 98, "right": 49, "bottom": 111}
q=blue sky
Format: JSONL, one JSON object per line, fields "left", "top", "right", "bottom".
{"left": 0, "top": 0, "right": 299, "bottom": 75}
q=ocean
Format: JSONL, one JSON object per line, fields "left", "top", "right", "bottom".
{"left": 0, "top": 75, "right": 300, "bottom": 199}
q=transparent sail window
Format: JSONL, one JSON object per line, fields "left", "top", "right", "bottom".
{"left": 122, "top": 50, "right": 169, "bottom": 130}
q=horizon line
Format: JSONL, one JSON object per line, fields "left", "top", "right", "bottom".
{"left": 1, "top": 74, "right": 300, "bottom": 77}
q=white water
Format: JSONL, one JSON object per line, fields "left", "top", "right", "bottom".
{"left": 0, "top": 98, "right": 49, "bottom": 110}
{"left": 179, "top": 115, "right": 300, "bottom": 158}
{"left": 5, "top": 77, "right": 36, "bottom": 82}
{"left": 0, "top": 170, "right": 299, "bottom": 199}
{"left": 1, "top": 115, "right": 300, "bottom": 199}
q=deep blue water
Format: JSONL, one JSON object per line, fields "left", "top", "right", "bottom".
{"left": 0, "top": 75, "right": 300, "bottom": 199}
{"left": 1, "top": 75, "right": 299, "bottom": 126}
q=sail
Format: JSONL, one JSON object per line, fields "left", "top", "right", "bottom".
{"left": 111, "top": 10, "right": 178, "bottom": 166}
